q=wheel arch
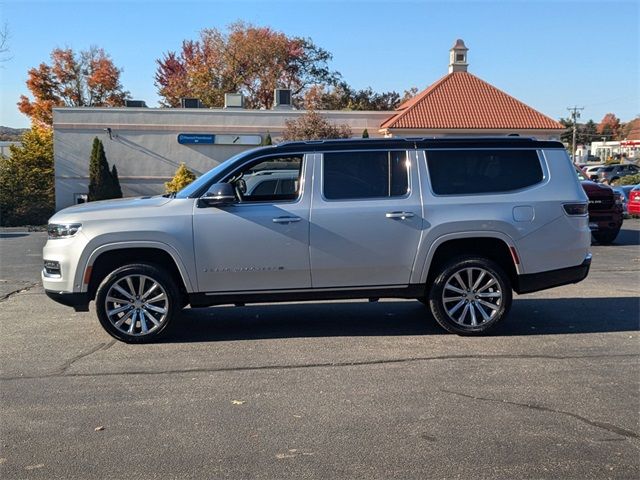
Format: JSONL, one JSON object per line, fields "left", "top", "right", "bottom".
{"left": 418, "top": 232, "right": 521, "bottom": 286}
{"left": 78, "top": 241, "right": 195, "bottom": 299}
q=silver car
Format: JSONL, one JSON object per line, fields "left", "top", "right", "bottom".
{"left": 43, "top": 138, "right": 591, "bottom": 342}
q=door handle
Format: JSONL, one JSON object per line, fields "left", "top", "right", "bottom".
{"left": 385, "top": 211, "right": 415, "bottom": 220}
{"left": 272, "top": 216, "right": 302, "bottom": 224}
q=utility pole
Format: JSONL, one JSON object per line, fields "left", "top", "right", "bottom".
{"left": 567, "top": 106, "right": 584, "bottom": 162}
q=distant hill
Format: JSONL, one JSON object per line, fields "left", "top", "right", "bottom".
{"left": 0, "top": 126, "right": 28, "bottom": 141}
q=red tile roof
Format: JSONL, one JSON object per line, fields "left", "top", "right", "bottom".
{"left": 381, "top": 71, "right": 563, "bottom": 130}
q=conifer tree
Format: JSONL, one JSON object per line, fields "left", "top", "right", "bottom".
{"left": 0, "top": 126, "right": 54, "bottom": 225}
{"left": 110, "top": 165, "right": 123, "bottom": 198}
{"left": 88, "top": 137, "right": 120, "bottom": 201}
{"left": 262, "top": 132, "right": 273, "bottom": 146}
{"left": 362, "top": 128, "right": 369, "bottom": 138}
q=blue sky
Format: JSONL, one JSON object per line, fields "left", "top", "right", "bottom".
{"left": 1, "top": 0, "right": 638, "bottom": 128}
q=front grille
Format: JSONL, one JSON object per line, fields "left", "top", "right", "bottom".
{"left": 589, "top": 197, "right": 614, "bottom": 211}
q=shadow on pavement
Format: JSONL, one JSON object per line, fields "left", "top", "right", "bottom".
{"left": 607, "top": 227, "right": 640, "bottom": 246}
{"left": 163, "top": 296, "right": 640, "bottom": 343}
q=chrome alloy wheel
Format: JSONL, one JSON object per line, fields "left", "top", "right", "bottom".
{"left": 104, "top": 274, "right": 169, "bottom": 336}
{"left": 441, "top": 267, "right": 502, "bottom": 327}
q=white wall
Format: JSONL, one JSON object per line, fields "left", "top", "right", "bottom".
{"left": 53, "top": 107, "right": 391, "bottom": 210}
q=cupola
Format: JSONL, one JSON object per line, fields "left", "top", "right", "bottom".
{"left": 449, "top": 39, "right": 469, "bottom": 73}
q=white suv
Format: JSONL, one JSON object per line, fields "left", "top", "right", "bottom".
{"left": 43, "top": 138, "right": 591, "bottom": 342}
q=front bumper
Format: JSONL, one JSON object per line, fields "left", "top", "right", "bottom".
{"left": 514, "top": 254, "right": 592, "bottom": 294}
{"left": 45, "top": 290, "right": 90, "bottom": 312}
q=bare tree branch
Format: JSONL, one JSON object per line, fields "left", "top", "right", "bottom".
{"left": 0, "top": 23, "right": 11, "bottom": 63}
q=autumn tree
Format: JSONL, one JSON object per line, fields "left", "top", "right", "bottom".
{"left": 88, "top": 137, "right": 122, "bottom": 201}
{"left": 282, "top": 111, "right": 352, "bottom": 141}
{"left": 165, "top": 163, "right": 196, "bottom": 194}
{"left": 0, "top": 126, "right": 54, "bottom": 226}
{"left": 302, "top": 81, "right": 406, "bottom": 111}
{"left": 18, "top": 47, "right": 129, "bottom": 126}
{"left": 597, "top": 113, "right": 622, "bottom": 140}
{"left": 155, "top": 22, "right": 340, "bottom": 109}
{"left": 620, "top": 117, "right": 640, "bottom": 140}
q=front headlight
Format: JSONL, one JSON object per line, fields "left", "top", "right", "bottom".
{"left": 614, "top": 193, "right": 624, "bottom": 205}
{"left": 47, "top": 223, "right": 82, "bottom": 239}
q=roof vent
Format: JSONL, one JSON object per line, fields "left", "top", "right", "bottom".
{"left": 124, "top": 100, "right": 147, "bottom": 108}
{"left": 224, "top": 93, "right": 244, "bottom": 109}
{"left": 273, "top": 89, "right": 293, "bottom": 110}
{"left": 180, "top": 98, "right": 203, "bottom": 109}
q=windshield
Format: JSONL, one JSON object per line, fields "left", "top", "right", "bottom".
{"left": 175, "top": 150, "right": 254, "bottom": 199}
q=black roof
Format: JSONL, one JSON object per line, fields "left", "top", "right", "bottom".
{"left": 260, "top": 137, "right": 564, "bottom": 154}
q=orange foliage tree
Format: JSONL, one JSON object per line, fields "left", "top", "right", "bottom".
{"left": 18, "top": 47, "right": 129, "bottom": 126}
{"left": 597, "top": 113, "right": 622, "bottom": 141}
{"left": 155, "top": 22, "right": 340, "bottom": 109}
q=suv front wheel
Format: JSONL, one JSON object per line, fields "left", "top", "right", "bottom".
{"left": 429, "top": 256, "right": 512, "bottom": 335}
{"left": 95, "top": 263, "right": 179, "bottom": 343}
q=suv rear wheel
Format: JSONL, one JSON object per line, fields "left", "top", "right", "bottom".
{"left": 95, "top": 263, "right": 179, "bottom": 343}
{"left": 429, "top": 256, "right": 512, "bottom": 335}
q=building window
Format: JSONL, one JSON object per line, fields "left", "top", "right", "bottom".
{"left": 456, "top": 53, "right": 465, "bottom": 62}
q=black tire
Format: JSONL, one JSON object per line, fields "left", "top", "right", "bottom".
{"left": 592, "top": 228, "right": 620, "bottom": 245}
{"left": 95, "top": 263, "right": 179, "bottom": 343}
{"left": 428, "top": 256, "right": 512, "bottom": 335}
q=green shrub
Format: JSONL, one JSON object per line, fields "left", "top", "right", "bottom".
{"left": 165, "top": 163, "right": 196, "bottom": 193}
{"left": 618, "top": 173, "right": 640, "bottom": 185}
{"left": 0, "top": 126, "right": 54, "bottom": 226}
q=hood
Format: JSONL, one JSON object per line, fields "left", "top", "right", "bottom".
{"left": 580, "top": 180, "right": 613, "bottom": 196}
{"left": 50, "top": 196, "right": 172, "bottom": 222}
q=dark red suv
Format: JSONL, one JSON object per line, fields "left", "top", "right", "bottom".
{"left": 576, "top": 168, "right": 624, "bottom": 244}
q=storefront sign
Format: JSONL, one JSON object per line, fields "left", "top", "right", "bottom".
{"left": 177, "top": 134, "right": 215, "bottom": 144}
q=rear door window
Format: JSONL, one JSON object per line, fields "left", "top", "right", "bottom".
{"left": 426, "top": 149, "right": 543, "bottom": 195}
{"left": 323, "top": 151, "right": 409, "bottom": 200}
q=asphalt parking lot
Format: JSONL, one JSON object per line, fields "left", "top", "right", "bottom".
{"left": 1, "top": 222, "right": 639, "bottom": 479}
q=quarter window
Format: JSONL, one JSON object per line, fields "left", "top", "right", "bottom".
{"left": 426, "top": 149, "right": 543, "bottom": 195}
{"left": 323, "top": 151, "right": 409, "bottom": 200}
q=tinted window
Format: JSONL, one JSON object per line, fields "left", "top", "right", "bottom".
{"left": 426, "top": 149, "right": 543, "bottom": 195}
{"left": 323, "top": 151, "right": 409, "bottom": 200}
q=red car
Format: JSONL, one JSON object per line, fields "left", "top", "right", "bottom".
{"left": 628, "top": 185, "right": 640, "bottom": 216}
{"left": 576, "top": 167, "right": 624, "bottom": 244}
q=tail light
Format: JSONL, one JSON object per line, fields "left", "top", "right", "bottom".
{"left": 563, "top": 203, "right": 588, "bottom": 216}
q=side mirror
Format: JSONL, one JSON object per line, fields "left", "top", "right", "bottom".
{"left": 198, "top": 182, "right": 237, "bottom": 207}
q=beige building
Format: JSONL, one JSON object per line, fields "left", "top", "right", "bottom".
{"left": 53, "top": 40, "right": 563, "bottom": 210}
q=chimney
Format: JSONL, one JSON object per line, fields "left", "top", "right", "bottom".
{"left": 273, "top": 88, "right": 293, "bottom": 110}
{"left": 180, "top": 98, "right": 203, "bottom": 108}
{"left": 224, "top": 93, "right": 244, "bottom": 108}
{"left": 449, "top": 39, "right": 469, "bottom": 73}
